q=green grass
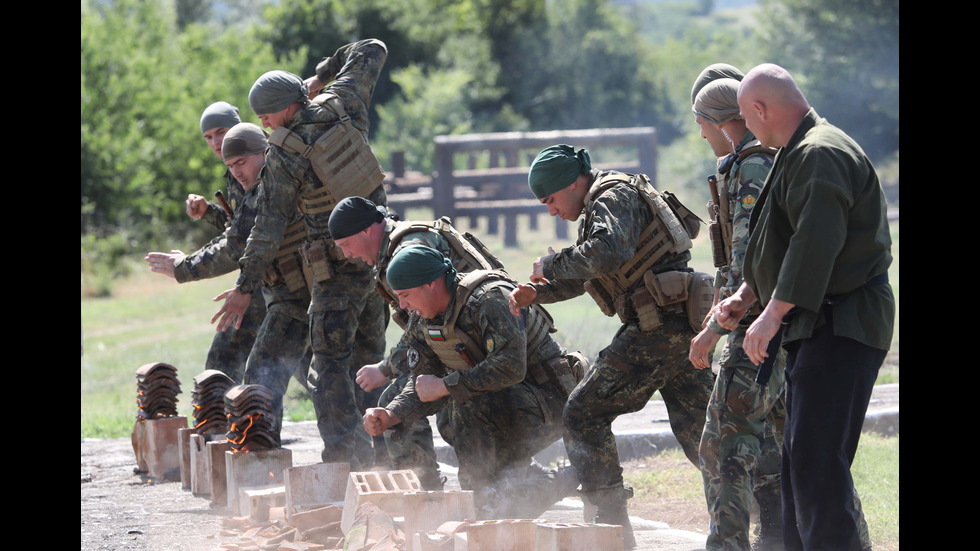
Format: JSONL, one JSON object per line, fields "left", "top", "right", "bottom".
{"left": 624, "top": 432, "right": 899, "bottom": 551}
{"left": 81, "top": 208, "right": 898, "bottom": 438}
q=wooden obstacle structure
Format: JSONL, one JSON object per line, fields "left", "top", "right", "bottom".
{"left": 385, "top": 127, "right": 658, "bottom": 247}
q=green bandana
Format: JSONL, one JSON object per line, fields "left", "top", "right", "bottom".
{"left": 328, "top": 197, "right": 387, "bottom": 239}
{"left": 200, "top": 101, "right": 241, "bottom": 133}
{"left": 690, "top": 63, "right": 744, "bottom": 105}
{"left": 387, "top": 246, "right": 456, "bottom": 291}
{"left": 248, "top": 70, "right": 308, "bottom": 116}
{"left": 221, "top": 123, "right": 268, "bottom": 161}
{"left": 528, "top": 145, "right": 591, "bottom": 200}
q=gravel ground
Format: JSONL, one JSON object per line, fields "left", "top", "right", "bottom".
{"left": 81, "top": 384, "right": 898, "bottom": 551}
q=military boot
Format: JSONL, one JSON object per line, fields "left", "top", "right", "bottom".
{"left": 418, "top": 470, "right": 447, "bottom": 492}
{"left": 752, "top": 485, "right": 784, "bottom": 551}
{"left": 586, "top": 484, "right": 636, "bottom": 550}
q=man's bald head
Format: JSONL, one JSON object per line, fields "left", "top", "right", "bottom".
{"left": 737, "top": 63, "right": 810, "bottom": 148}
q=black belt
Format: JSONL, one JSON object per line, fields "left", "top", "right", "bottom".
{"left": 823, "top": 272, "right": 889, "bottom": 305}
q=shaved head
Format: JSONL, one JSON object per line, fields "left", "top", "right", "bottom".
{"left": 737, "top": 63, "right": 810, "bottom": 148}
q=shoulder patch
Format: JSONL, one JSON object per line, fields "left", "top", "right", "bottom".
{"left": 407, "top": 347, "right": 420, "bottom": 369}
{"left": 485, "top": 337, "right": 494, "bottom": 354}
{"left": 740, "top": 193, "right": 757, "bottom": 212}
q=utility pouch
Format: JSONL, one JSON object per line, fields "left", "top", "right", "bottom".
{"left": 584, "top": 279, "right": 618, "bottom": 318}
{"left": 630, "top": 285, "right": 663, "bottom": 332}
{"left": 661, "top": 189, "right": 703, "bottom": 240}
{"left": 300, "top": 237, "right": 336, "bottom": 283}
{"left": 709, "top": 219, "right": 727, "bottom": 268}
{"left": 645, "top": 270, "right": 691, "bottom": 307}
{"left": 277, "top": 252, "right": 310, "bottom": 293}
{"left": 686, "top": 271, "right": 715, "bottom": 332}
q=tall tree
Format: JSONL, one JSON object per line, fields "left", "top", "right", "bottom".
{"left": 81, "top": 0, "right": 301, "bottom": 243}
{"left": 757, "top": 0, "right": 899, "bottom": 161}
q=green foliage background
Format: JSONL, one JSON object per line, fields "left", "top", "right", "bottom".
{"left": 80, "top": 0, "right": 899, "bottom": 297}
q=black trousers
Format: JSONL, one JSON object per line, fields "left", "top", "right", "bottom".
{"left": 781, "top": 312, "right": 885, "bottom": 551}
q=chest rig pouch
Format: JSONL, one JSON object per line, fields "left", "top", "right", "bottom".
{"left": 268, "top": 93, "right": 385, "bottom": 218}
{"left": 581, "top": 172, "right": 704, "bottom": 331}
{"left": 261, "top": 216, "right": 314, "bottom": 293}
{"left": 424, "top": 270, "right": 556, "bottom": 379}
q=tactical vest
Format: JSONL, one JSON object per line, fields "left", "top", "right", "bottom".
{"left": 581, "top": 171, "right": 703, "bottom": 330}
{"left": 708, "top": 138, "right": 778, "bottom": 270}
{"left": 423, "top": 270, "right": 555, "bottom": 375}
{"left": 268, "top": 93, "right": 385, "bottom": 217}
{"left": 378, "top": 217, "right": 507, "bottom": 329}
{"left": 261, "top": 216, "right": 314, "bottom": 294}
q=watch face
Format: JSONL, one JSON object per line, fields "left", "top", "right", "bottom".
{"left": 408, "top": 347, "right": 420, "bottom": 369}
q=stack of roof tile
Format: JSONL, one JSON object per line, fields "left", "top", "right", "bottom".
{"left": 190, "top": 369, "right": 235, "bottom": 435}
{"left": 224, "top": 384, "right": 280, "bottom": 452}
{"left": 135, "top": 362, "right": 180, "bottom": 421}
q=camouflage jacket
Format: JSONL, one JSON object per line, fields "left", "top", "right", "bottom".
{"left": 531, "top": 169, "right": 690, "bottom": 305}
{"left": 174, "top": 183, "right": 310, "bottom": 320}
{"left": 706, "top": 131, "right": 773, "bottom": 334}
{"left": 377, "top": 218, "right": 458, "bottom": 378}
{"left": 200, "top": 169, "right": 246, "bottom": 232}
{"left": 175, "top": 185, "right": 260, "bottom": 283}
{"left": 236, "top": 39, "right": 388, "bottom": 294}
{"left": 386, "top": 273, "right": 562, "bottom": 427}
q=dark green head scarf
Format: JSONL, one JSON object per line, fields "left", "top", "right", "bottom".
{"left": 386, "top": 246, "right": 456, "bottom": 291}
{"left": 221, "top": 123, "right": 268, "bottom": 161}
{"left": 690, "top": 63, "right": 744, "bottom": 105}
{"left": 248, "top": 70, "right": 309, "bottom": 116}
{"left": 328, "top": 197, "right": 387, "bottom": 239}
{"left": 200, "top": 101, "right": 241, "bottom": 133}
{"left": 528, "top": 145, "right": 591, "bottom": 200}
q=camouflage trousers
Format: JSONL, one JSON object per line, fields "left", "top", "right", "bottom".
{"left": 205, "top": 289, "right": 267, "bottom": 382}
{"left": 379, "top": 372, "right": 442, "bottom": 489}
{"left": 242, "top": 298, "right": 313, "bottom": 437}
{"left": 700, "top": 325, "right": 787, "bottom": 551}
{"left": 564, "top": 316, "right": 714, "bottom": 505}
{"left": 440, "top": 377, "right": 567, "bottom": 519}
{"left": 307, "top": 269, "right": 388, "bottom": 468}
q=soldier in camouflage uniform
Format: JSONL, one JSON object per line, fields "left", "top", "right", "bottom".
{"left": 509, "top": 145, "right": 716, "bottom": 549}
{"left": 687, "top": 71, "right": 786, "bottom": 551}
{"left": 145, "top": 123, "right": 312, "bottom": 436}
{"left": 328, "top": 197, "right": 475, "bottom": 490}
{"left": 211, "top": 40, "right": 389, "bottom": 468}
{"left": 363, "top": 246, "right": 580, "bottom": 519}
{"left": 167, "top": 102, "right": 266, "bottom": 382}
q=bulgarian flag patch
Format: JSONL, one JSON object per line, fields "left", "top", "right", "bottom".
{"left": 428, "top": 328, "right": 446, "bottom": 341}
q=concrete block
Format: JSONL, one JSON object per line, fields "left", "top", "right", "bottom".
{"left": 340, "top": 470, "right": 421, "bottom": 534}
{"left": 189, "top": 433, "right": 214, "bottom": 497}
{"left": 135, "top": 416, "right": 187, "bottom": 480}
{"left": 283, "top": 462, "right": 349, "bottom": 521}
{"left": 464, "top": 519, "right": 543, "bottom": 551}
{"left": 243, "top": 485, "right": 286, "bottom": 522}
{"left": 206, "top": 440, "right": 232, "bottom": 506}
{"left": 177, "top": 427, "right": 193, "bottom": 490}
{"left": 224, "top": 447, "right": 292, "bottom": 515}
{"left": 533, "top": 522, "right": 623, "bottom": 551}
{"left": 403, "top": 491, "right": 476, "bottom": 551}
